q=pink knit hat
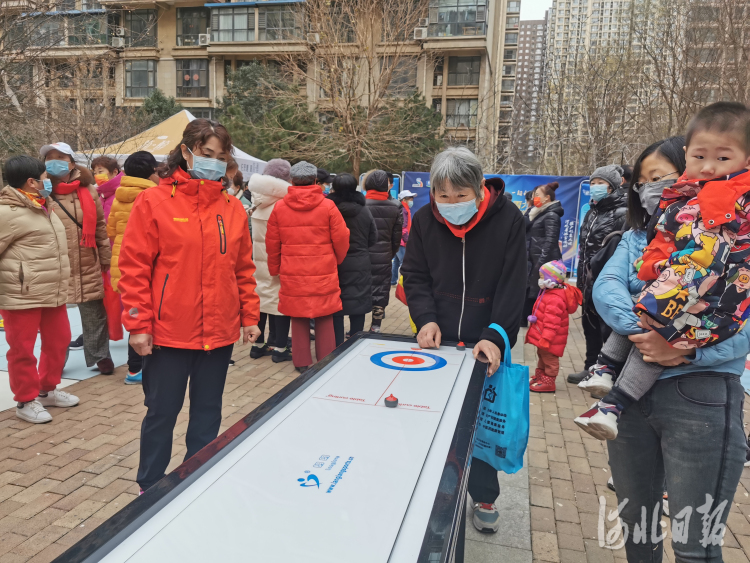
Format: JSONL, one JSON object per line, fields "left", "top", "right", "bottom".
{"left": 540, "top": 260, "right": 567, "bottom": 285}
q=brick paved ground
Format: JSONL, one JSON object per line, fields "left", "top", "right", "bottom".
{"left": 1, "top": 295, "right": 749, "bottom": 563}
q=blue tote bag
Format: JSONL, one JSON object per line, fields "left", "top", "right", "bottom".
{"left": 471, "top": 324, "right": 530, "bottom": 474}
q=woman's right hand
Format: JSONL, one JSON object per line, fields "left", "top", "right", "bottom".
{"left": 417, "top": 322, "right": 442, "bottom": 349}
{"left": 130, "top": 333, "right": 153, "bottom": 356}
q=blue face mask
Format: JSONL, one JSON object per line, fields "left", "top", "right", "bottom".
{"left": 39, "top": 179, "right": 52, "bottom": 198}
{"left": 189, "top": 149, "right": 227, "bottom": 181}
{"left": 45, "top": 160, "right": 70, "bottom": 178}
{"left": 435, "top": 199, "right": 479, "bottom": 226}
{"left": 589, "top": 184, "right": 609, "bottom": 203}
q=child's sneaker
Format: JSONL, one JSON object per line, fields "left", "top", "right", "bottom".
{"left": 582, "top": 366, "right": 615, "bottom": 397}
{"left": 574, "top": 402, "right": 621, "bottom": 440}
{"left": 124, "top": 370, "right": 142, "bottom": 385}
{"left": 577, "top": 364, "right": 600, "bottom": 389}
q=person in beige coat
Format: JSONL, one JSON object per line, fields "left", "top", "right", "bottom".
{"left": 247, "top": 159, "right": 292, "bottom": 363}
{"left": 41, "top": 142, "right": 114, "bottom": 374}
{"left": 0, "top": 156, "right": 80, "bottom": 424}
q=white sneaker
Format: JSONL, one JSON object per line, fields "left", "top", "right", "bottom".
{"left": 16, "top": 401, "right": 52, "bottom": 424}
{"left": 585, "top": 371, "right": 614, "bottom": 397}
{"left": 472, "top": 502, "right": 501, "bottom": 533}
{"left": 37, "top": 389, "right": 79, "bottom": 408}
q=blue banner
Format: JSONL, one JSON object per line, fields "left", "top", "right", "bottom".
{"left": 402, "top": 172, "right": 588, "bottom": 271}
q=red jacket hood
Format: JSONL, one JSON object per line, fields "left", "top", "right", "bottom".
{"left": 285, "top": 184, "right": 325, "bottom": 211}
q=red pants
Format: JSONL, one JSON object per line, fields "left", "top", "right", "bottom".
{"left": 1, "top": 306, "right": 71, "bottom": 403}
{"left": 291, "top": 316, "right": 336, "bottom": 368}
{"left": 537, "top": 348, "right": 560, "bottom": 378}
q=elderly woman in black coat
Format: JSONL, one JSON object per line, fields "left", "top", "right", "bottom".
{"left": 328, "top": 173, "right": 378, "bottom": 345}
{"left": 524, "top": 182, "right": 563, "bottom": 322}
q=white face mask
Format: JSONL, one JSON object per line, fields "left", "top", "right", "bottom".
{"left": 227, "top": 187, "right": 236, "bottom": 196}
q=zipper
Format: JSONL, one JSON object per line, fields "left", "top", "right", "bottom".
{"left": 458, "top": 237, "right": 466, "bottom": 342}
{"left": 158, "top": 274, "right": 169, "bottom": 320}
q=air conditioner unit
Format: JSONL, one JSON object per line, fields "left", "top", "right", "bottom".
{"left": 111, "top": 37, "right": 125, "bottom": 48}
{"left": 418, "top": 17, "right": 429, "bottom": 27}
{"left": 198, "top": 33, "right": 210, "bottom": 46}
{"left": 307, "top": 32, "right": 320, "bottom": 43}
{"left": 414, "top": 27, "right": 428, "bottom": 40}
{"left": 115, "top": 27, "right": 125, "bottom": 36}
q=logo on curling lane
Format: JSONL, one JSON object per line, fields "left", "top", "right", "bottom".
{"left": 297, "top": 456, "right": 354, "bottom": 492}
{"left": 370, "top": 351, "right": 447, "bottom": 371}
{"left": 297, "top": 472, "right": 320, "bottom": 488}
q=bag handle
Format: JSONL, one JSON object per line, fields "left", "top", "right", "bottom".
{"left": 488, "top": 323, "right": 512, "bottom": 368}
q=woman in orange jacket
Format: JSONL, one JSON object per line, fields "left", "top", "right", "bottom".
{"left": 117, "top": 119, "right": 261, "bottom": 492}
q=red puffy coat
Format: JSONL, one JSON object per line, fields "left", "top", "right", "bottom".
{"left": 266, "top": 184, "right": 350, "bottom": 318}
{"left": 525, "top": 285, "right": 582, "bottom": 357}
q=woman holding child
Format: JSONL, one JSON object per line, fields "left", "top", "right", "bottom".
{"left": 591, "top": 103, "right": 750, "bottom": 563}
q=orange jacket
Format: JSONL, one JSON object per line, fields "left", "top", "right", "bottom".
{"left": 118, "top": 168, "right": 260, "bottom": 350}
{"left": 266, "top": 184, "right": 349, "bottom": 318}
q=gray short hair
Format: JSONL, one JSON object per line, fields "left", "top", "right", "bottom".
{"left": 430, "top": 147, "right": 484, "bottom": 197}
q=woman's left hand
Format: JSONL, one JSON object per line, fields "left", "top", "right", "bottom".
{"left": 473, "top": 339, "right": 502, "bottom": 376}
{"left": 242, "top": 325, "right": 261, "bottom": 344}
{"left": 628, "top": 330, "right": 690, "bottom": 363}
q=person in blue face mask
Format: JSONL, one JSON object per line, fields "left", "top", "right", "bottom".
{"left": 400, "top": 146, "right": 527, "bottom": 535}
{"left": 116, "top": 118, "right": 262, "bottom": 494}
{"left": 568, "top": 164, "right": 627, "bottom": 384}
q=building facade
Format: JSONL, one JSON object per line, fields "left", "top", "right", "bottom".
{"left": 8, "top": 0, "right": 521, "bottom": 168}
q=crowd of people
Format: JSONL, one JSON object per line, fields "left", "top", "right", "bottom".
{"left": 2, "top": 101, "right": 750, "bottom": 562}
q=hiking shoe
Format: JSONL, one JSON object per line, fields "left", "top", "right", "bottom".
{"left": 124, "top": 371, "right": 142, "bottom": 385}
{"left": 69, "top": 334, "right": 83, "bottom": 350}
{"left": 16, "top": 401, "right": 52, "bottom": 424}
{"left": 472, "top": 502, "right": 500, "bottom": 533}
{"left": 607, "top": 476, "right": 616, "bottom": 492}
{"left": 272, "top": 348, "right": 292, "bottom": 363}
{"left": 97, "top": 358, "right": 114, "bottom": 375}
{"left": 295, "top": 365, "right": 308, "bottom": 373}
{"left": 369, "top": 325, "right": 381, "bottom": 334}
{"left": 250, "top": 343, "right": 270, "bottom": 359}
{"left": 37, "top": 389, "right": 79, "bottom": 408}
{"left": 581, "top": 366, "right": 615, "bottom": 396}
{"left": 567, "top": 369, "right": 589, "bottom": 384}
{"left": 575, "top": 402, "right": 621, "bottom": 440}
{"left": 228, "top": 359, "right": 235, "bottom": 366}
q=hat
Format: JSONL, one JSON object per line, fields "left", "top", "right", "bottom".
{"left": 365, "top": 169, "right": 389, "bottom": 192}
{"left": 123, "top": 151, "right": 157, "bottom": 180}
{"left": 540, "top": 260, "right": 567, "bottom": 285}
{"left": 590, "top": 164, "right": 624, "bottom": 192}
{"left": 289, "top": 161, "right": 317, "bottom": 184}
{"left": 398, "top": 190, "right": 417, "bottom": 200}
{"left": 40, "top": 142, "right": 75, "bottom": 159}
{"left": 264, "top": 159, "right": 291, "bottom": 182}
{"left": 317, "top": 168, "right": 331, "bottom": 184}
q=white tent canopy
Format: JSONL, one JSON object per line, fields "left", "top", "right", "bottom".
{"left": 75, "top": 110, "right": 266, "bottom": 177}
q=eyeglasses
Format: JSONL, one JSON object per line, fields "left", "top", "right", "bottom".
{"left": 633, "top": 171, "right": 678, "bottom": 191}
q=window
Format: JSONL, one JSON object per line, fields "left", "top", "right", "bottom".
{"left": 69, "top": 14, "right": 107, "bottom": 45}
{"left": 382, "top": 57, "right": 417, "bottom": 95}
{"left": 505, "top": 32, "right": 518, "bottom": 44}
{"left": 186, "top": 108, "right": 213, "bottom": 119}
{"left": 433, "top": 57, "right": 444, "bottom": 87}
{"left": 176, "top": 8, "right": 208, "bottom": 46}
{"left": 33, "top": 19, "right": 64, "bottom": 47}
{"left": 259, "top": 5, "right": 302, "bottom": 41}
{"left": 504, "top": 49, "right": 516, "bottom": 60}
{"left": 502, "top": 64, "right": 515, "bottom": 76}
{"left": 125, "top": 10, "right": 157, "bottom": 48}
{"left": 428, "top": 0, "right": 487, "bottom": 37}
{"left": 125, "top": 60, "right": 156, "bottom": 97}
{"left": 508, "top": 1, "right": 521, "bottom": 12}
{"left": 176, "top": 59, "right": 208, "bottom": 98}
{"left": 211, "top": 7, "right": 254, "bottom": 42}
{"left": 446, "top": 99, "right": 478, "bottom": 128}
{"left": 506, "top": 16, "right": 519, "bottom": 28}
{"left": 432, "top": 98, "right": 442, "bottom": 114}
{"left": 81, "top": 0, "right": 101, "bottom": 10}
{"left": 501, "top": 79, "right": 514, "bottom": 91}
{"left": 448, "top": 56, "right": 480, "bottom": 86}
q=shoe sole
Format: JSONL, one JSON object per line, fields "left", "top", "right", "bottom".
{"left": 585, "top": 419, "right": 618, "bottom": 440}
{"left": 69, "top": 346, "right": 83, "bottom": 351}
{"left": 37, "top": 400, "right": 79, "bottom": 408}
{"left": 586, "top": 382, "right": 613, "bottom": 397}
{"left": 124, "top": 379, "right": 142, "bottom": 385}
{"left": 472, "top": 519, "right": 500, "bottom": 533}
{"left": 574, "top": 417, "right": 609, "bottom": 441}
{"left": 16, "top": 412, "right": 52, "bottom": 424}
{"left": 271, "top": 356, "right": 291, "bottom": 363}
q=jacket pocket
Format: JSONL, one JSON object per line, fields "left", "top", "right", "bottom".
{"left": 19, "top": 262, "right": 26, "bottom": 294}
{"left": 158, "top": 274, "right": 169, "bottom": 320}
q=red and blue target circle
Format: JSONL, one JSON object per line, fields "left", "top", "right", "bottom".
{"left": 370, "top": 351, "right": 447, "bottom": 371}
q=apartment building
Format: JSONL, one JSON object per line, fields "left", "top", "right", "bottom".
{"left": 510, "top": 17, "right": 546, "bottom": 169}
{"left": 9, "top": 0, "right": 520, "bottom": 165}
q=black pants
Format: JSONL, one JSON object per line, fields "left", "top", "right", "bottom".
{"left": 137, "top": 344, "right": 233, "bottom": 491}
{"left": 332, "top": 314, "right": 366, "bottom": 346}
{"left": 581, "top": 305, "right": 611, "bottom": 369}
{"left": 467, "top": 457, "right": 500, "bottom": 504}
{"left": 127, "top": 343, "right": 143, "bottom": 374}
{"left": 257, "top": 313, "right": 291, "bottom": 348}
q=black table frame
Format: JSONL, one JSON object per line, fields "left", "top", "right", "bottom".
{"left": 53, "top": 333, "right": 486, "bottom": 563}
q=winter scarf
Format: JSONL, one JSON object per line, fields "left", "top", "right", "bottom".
{"left": 528, "top": 199, "right": 556, "bottom": 222}
{"left": 366, "top": 190, "right": 390, "bottom": 201}
{"left": 96, "top": 171, "right": 123, "bottom": 220}
{"left": 18, "top": 189, "right": 46, "bottom": 208}
{"left": 439, "top": 187, "right": 491, "bottom": 238}
{"left": 54, "top": 181, "right": 97, "bottom": 248}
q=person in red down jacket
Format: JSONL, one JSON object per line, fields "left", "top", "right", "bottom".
{"left": 266, "top": 161, "right": 350, "bottom": 371}
{"left": 526, "top": 260, "right": 582, "bottom": 393}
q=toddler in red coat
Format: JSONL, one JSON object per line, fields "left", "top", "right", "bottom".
{"left": 526, "top": 260, "right": 582, "bottom": 393}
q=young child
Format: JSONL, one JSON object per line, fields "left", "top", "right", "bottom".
{"left": 527, "top": 261, "right": 583, "bottom": 393}
{"left": 576, "top": 101, "right": 750, "bottom": 440}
